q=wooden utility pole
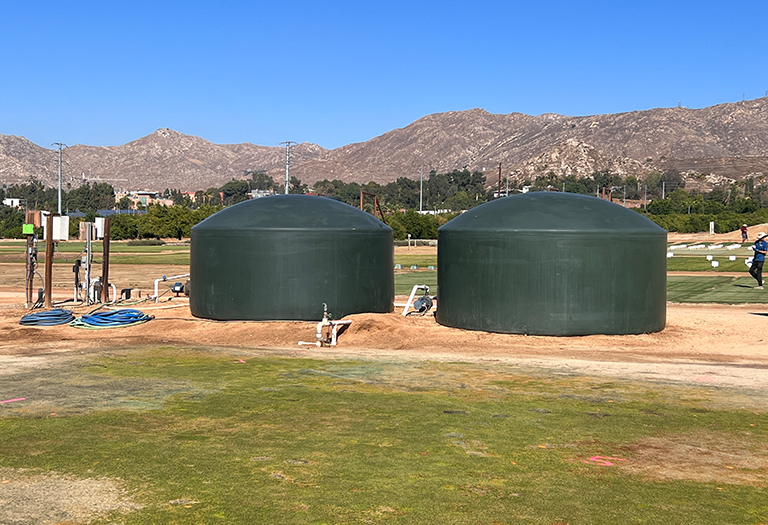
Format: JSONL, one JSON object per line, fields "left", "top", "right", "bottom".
{"left": 359, "top": 190, "right": 387, "bottom": 224}
{"left": 44, "top": 214, "right": 54, "bottom": 308}
{"left": 498, "top": 163, "right": 502, "bottom": 198}
{"left": 101, "top": 217, "right": 111, "bottom": 303}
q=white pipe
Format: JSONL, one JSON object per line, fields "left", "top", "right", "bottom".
{"left": 152, "top": 273, "right": 190, "bottom": 302}
{"left": 402, "top": 284, "right": 429, "bottom": 316}
{"left": 329, "top": 320, "right": 352, "bottom": 346}
{"left": 299, "top": 304, "right": 353, "bottom": 346}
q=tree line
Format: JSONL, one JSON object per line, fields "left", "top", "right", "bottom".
{"left": 4, "top": 167, "right": 768, "bottom": 240}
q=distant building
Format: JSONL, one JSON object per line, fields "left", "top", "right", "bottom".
{"left": 248, "top": 189, "right": 276, "bottom": 199}
{"left": 98, "top": 209, "right": 146, "bottom": 216}
{"left": 2, "top": 198, "right": 22, "bottom": 208}
{"left": 115, "top": 191, "right": 173, "bottom": 208}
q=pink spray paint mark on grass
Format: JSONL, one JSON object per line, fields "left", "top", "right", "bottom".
{"left": 583, "top": 456, "right": 626, "bottom": 466}
{"left": 0, "top": 398, "right": 26, "bottom": 404}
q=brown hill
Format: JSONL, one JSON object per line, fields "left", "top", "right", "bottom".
{"left": 0, "top": 129, "right": 327, "bottom": 192}
{"left": 2, "top": 98, "right": 767, "bottom": 192}
{"left": 287, "top": 98, "right": 768, "bottom": 186}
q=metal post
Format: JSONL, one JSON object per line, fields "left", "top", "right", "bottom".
{"left": 662, "top": 181, "right": 666, "bottom": 199}
{"left": 101, "top": 217, "right": 111, "bottom": 303}
{"left": 44, "top": 214, "right": 54, "bottom": 308}
{"left": 25, "top": 235, "right": 34, "bottom": 308}
{"left": 85, "top": 223, "right": 92, "bottom": 305}
{"left": 623, "top": 185, "right": 626, "bottom": 206}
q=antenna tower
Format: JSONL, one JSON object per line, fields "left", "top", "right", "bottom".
{"left": 280, "top": 141, "right": 296, "bottom": 195}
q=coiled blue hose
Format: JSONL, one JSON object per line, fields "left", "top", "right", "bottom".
{"left": 70, "top": 308, "right": 154, "bottom": 329}
{"left": 19, "top": 308, "right": 76, "bottom": 326}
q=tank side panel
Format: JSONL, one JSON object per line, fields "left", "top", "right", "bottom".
{"left": 437, "top": 231, "right": 666, "bottom": 335}
{"left": 190, "top": 230, "right": 393, "bottom": 321}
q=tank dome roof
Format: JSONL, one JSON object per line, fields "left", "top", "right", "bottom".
{"left": 440, "top": 192, "right": 665, "bottom": 234}
{"left": 193, "top": 194, "right": 391, "bottom": 232}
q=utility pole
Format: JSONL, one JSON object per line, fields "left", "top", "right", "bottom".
{"left": 52, "top": 143, "right": 66, "bottom": 214}
{"left": 419, "top": 165, "right": 423, "bottom": 212}
{"left": 279, "top": 141, "right": 296, "bottom": 195}
{"left": 497, "top": 163, "right": 502, "bottom": 198}
{"left": 662, "top": 181, "right": 666, "bottom": 199}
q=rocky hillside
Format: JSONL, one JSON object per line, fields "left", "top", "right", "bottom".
{"left": 287, "top": 98, "right": 768, "bottom": 186}
{"left": 2, "top": 98, "right": 767, "bottom": 191}
{"left": 0, "top": 129, "right": 327, "bottom": 192}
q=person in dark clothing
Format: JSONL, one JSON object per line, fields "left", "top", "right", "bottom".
{"left": 749, "top": 232, "right": 768, "bottom": 289}
{"left": 741, "top": 224, "right": 748, "bottom": 243}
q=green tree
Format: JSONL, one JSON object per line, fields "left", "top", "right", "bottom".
{"left": 289, "top": 176, "right": 308, "bottom": 194}
{"left": 109, "top": 213, "right": 140, "bottom": 240}
{"left": 221, "top": 180, "right": 249, "bottom": 206}
{"left": 117, "top": 196, "right": 133, "bottom": 210}
{"left": 246, "top": 171, "right": 278, "bottom": 191}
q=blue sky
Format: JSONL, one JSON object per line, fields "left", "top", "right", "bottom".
{"left": 2, "top": 0, "right": 766, "bottom": 150}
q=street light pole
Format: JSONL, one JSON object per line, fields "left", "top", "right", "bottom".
{"left": 52, "top": 143, "right": 66, "bottom": 214}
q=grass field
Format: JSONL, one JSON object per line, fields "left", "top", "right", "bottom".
{"left": 1, "top": 348, "right": 765, "bottom": 524}
{"left": 5, "top": 240, "right": 768, "bottom": 303}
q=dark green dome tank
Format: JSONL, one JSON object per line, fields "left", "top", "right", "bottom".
{"left": 436, "top": 192, "right": 666, "bottom": 335}
{"left": 190, "top": 195, "right": 394, "bottom": 321}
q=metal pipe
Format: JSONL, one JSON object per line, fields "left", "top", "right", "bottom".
{"left": 85, "top": 223, "right": 92, "bottom": 305}
{"left": 44, "top": 214, "right": 54, "bottom": 309}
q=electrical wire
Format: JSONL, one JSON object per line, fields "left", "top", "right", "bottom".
{"left": 19, "top": 308, "right": 75, "bottom": 326}
{"left": 54, "top": 244, "right": 85, "bottom": 262}
{"left": 69, "top": 308, "right": 154, "bottom": 329}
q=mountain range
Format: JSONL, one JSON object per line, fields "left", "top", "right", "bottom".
{"left": 2, "top": 98, "right": 767, "bottom": 192}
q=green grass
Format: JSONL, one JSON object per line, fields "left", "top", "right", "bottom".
{"left": 395, "top": 271, "right": 437, "bottom": 295}
{"left": 396, "top": 272, "right": 768, "bottom": 304}
{"left": 667, "top": 275, "right": 768, "bottom": 303}
{"left": 666, "top": 255, "right": 749, "bottom": 272}
{"left": 394, "top": 254, "right": 437, "bottom": 268}
{"left": 0, "top": 349, "right": 765, "bottom": 524}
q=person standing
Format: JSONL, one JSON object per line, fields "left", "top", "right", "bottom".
{"left": 750, "top": 232, "right": 768, "bottom": 289}
{"left": 741, "top": 224, "right": 748, "bottom": 243}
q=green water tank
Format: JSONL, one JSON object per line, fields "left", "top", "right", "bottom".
{"left": 190, "top": 195, "right": 394, "bottom": 321}
{"left": 437, "top": 192, "right": 666, "bottom": 335}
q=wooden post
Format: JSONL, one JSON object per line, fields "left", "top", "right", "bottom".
{"left": 101, "top": 217, "right": 111, "bottom": 303}
{"left": 498, "top": 163, "right": 502, "bottom": 198}
{"left": 44, "top": 214, "right": 54, "bottom": 308}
